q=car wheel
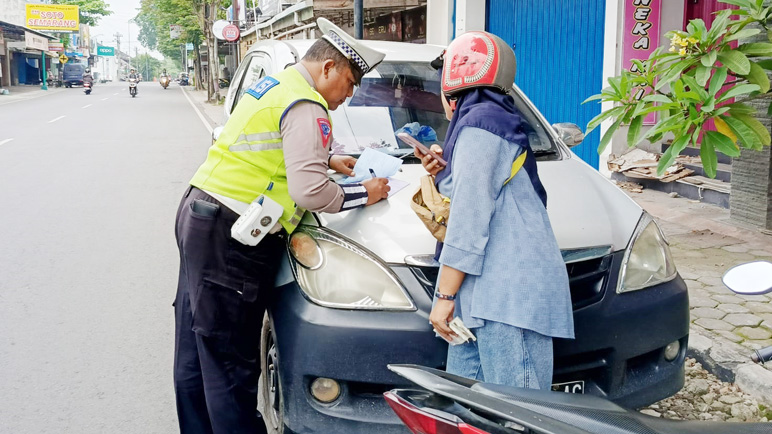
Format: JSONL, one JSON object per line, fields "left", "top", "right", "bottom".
{"left": 260, "top": 312, "right": 284, "bottom": 434}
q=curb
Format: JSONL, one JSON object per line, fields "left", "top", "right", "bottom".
{"left": 687, "top": 326, "right": 772, "bottom": 404}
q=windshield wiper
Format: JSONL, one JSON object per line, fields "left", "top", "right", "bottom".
{"left": 533, "top": 149, "right": 558, "bottom": 157}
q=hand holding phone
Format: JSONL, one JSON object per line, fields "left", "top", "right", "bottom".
{"left": 397, "top": 133, "right": 447, "bottom": 167}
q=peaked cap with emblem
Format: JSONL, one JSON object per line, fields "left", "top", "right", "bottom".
{"left": 317, "top": 17, "right": 385, "bottom": 77}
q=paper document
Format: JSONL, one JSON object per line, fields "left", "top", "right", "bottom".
{"left": 340, "top": 148, "right": 403, "bottom": 184}
{"left": 386, "top": 178, "right": 410, "bottom": 198}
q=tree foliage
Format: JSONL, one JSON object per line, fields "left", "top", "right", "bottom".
{"left": 51, "top": 0, "right": 112, "bottom": 26}
{"left": 132, "top": 53, "right": 163, "bottom": 81}
{"left": 585, "top": 0, "right": 772, "bottom": 178}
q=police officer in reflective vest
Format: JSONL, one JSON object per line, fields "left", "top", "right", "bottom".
{"left": 173, "top": 18, "right": 389, "bottom": 433}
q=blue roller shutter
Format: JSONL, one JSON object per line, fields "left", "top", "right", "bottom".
{"left": 486, "top": 0, "right": 606, "bottom": 169}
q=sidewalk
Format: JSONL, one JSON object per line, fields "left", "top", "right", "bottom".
{"left": 0, "top": 85, "right": 65, "bottom": 105}
{"left": 625, "top": 187, "right": 772, "bottom": 402}
{"left": 180, "top": 85, "right": 226, "bottom": 128}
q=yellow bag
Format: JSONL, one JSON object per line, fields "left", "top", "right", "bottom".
{"left": 410, "top": 152, "right": 528, "bottom": 243}
{"left": 410, "top": 175, "right": 451, "bottom": 242}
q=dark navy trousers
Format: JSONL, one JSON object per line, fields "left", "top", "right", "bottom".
{"left": 174, "top": 187, "right": 283, "bottom": 434}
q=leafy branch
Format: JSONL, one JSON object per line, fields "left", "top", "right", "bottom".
{"left": 584, "top": 0, "right": 772, "bottom": 178}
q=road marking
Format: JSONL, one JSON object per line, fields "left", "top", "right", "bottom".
{"left": 113, "top": 93, "right": 119, "bottom": 95}
{"left": 82, "top": 104, "right": 92, "bottom": 108}
{"left": 48, "top": 115, "right": 66, "bottom": 123}
{"left": 180, "top": 86, "right": 213, "bottom": 134}
{"left": 101, "top": 98, "right": 108, "bottom": 101}
{"left": 0, "top": 138, "right": 13, "bottom": 146}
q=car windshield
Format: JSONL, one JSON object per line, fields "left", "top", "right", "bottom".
{"left": 329, "top": 61, "right": 558, "bottom": 160}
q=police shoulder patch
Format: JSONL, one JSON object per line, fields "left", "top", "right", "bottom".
{"left": 246, "top": 76, "right": 280, "bottom": 100}
{"left": 317, "top": 118, "right": 332, "bottom": 148}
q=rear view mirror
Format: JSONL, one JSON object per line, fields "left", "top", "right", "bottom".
{"left": 552, "top": 123, "right": 584, "bottom": 148}
{"left": 212, "top": 126, "right": 224, "bottom": 143}
{"left": 722, "top": 261, "right": 772, "bottom": 295}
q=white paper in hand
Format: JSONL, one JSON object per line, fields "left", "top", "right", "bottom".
{"left": 340, "top": 148, "right": 402, "bottom": 184}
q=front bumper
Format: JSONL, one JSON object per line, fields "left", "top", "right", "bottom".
{"left": 269, "top": 251, "right": 689, "bottom": 433}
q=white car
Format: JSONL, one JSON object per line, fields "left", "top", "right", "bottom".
{"left": 218, "top": 39, "right": 689, "bottom": 434}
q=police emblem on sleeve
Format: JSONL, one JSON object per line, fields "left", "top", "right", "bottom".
{"left": 246, "top": 76, "right": 280, "bottom": 100}
{"left": 317, "top": 118, "right": 332, "bottom": 148}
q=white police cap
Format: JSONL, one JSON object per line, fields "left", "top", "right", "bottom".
{"left": 317, "top": 17, "right": 385, "bottom": 75}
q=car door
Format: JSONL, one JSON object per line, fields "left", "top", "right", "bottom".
{"left": 227, "top": 51, "right": 275, "bottom": 115}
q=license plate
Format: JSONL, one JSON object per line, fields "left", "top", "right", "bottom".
{"left": 551, "top": 380, "right": 584, "bottom": 394}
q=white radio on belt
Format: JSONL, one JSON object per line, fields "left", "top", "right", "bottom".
{"left": 231, "top": 195, "right": 284, "bottom": 246}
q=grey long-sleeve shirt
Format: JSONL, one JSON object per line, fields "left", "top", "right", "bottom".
{"left": 281, "top": 64, "right": 367, "bottom": 213}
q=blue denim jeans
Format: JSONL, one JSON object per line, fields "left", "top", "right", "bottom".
{"left": 446, "top": 320, "right": 553, "bottom": 389}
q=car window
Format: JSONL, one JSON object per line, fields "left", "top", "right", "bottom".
{"left": 329, "top": 61, "right": 558, "bottom": 161}
{"left": 233, "top": 52, "right": 272, "bottom": 109}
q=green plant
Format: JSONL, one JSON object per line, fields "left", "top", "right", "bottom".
{"left": 584, "top": 0, "right": 772, "bottom": 178}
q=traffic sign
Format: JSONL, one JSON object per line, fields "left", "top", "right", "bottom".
{"left": 59, "top": 54, "right": 68, "bottom": 64}
{"left": 223, "top": 24, "right": 240, "bottom": 42}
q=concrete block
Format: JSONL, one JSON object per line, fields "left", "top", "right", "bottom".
{"left": 694, "top": 318, "right": 734, "bottom": 331}
{"left": 717, "top": 304, "right": 750, "bottom": 314}
{"left": 690, "top": 307, "right": 727, "bottom": 320}
{"left": 724, "top": 314, "right": 764, "bottom": 327}
{"left": 736, "top": 327, "right": 772, "bottom": 340}
{"left": 735, "top": 364, "right": 772, "bottom": 404}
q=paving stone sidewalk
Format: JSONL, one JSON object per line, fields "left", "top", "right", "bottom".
{"left": 629, "top": 189, "right": 772, "bottom": 354}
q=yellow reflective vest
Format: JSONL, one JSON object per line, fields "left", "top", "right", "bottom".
{"left": 190, "top": 67, "right": 329, "bottom": 233}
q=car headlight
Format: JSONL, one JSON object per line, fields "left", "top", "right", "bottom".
{"left": 617, "top": 213, "right": 677, "bottom": 293}
{"left": 287, "top": 226, "right": 415, "bottom": 310}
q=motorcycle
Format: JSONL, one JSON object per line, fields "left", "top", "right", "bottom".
{"left": 385, "top": 261, "right": 772, "bottom": 434}
{"left": 385, "top": 364, "right": 770, "bottom": 434}
{"left": 160, "top": 75, "right": 170, "bottom": 89}
{"left": 129, "top": 78, "right": 138, "bottom": 98}
{"left": 83, "top": 82, "right": 92, "bottom": 95}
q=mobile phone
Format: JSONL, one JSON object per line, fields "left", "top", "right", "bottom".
{"left": 397, "top": 133, "right": 447, "bottom": 167}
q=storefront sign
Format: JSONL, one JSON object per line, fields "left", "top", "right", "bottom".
{"left": 97, "top": 46, "right": 115, "bottom": 56}
{"left": 25, "top": 31, "right": 49, "bottom": 51}
{"left": 365, "top": 11, "right": 402, "bottom": 41}
{"left": 623, "top": 0, "right": 662, "bottom": 124}
{"left": 25, "top": 4, "right": 80, "bottom": 32}
{"left": 49, "top": 41, "right": 64, "bottom": 52}
{"left": 170, "top": 24, "right": 182, "bottom": 40}
{"left": 223, "top": 24, "right": 240, "bottom": 42}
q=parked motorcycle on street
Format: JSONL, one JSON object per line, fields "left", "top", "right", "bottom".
{"left": 385, "top": 364, "right": 770, "bottom": 434}
{"left": 83, "top": 82, "right": 92, "bottom": 95}
{"left": 723, "top": 260, "right": 772, "bottom": 364}
{"left": 129, "top": 78, "right": 138, "bottom": 98}
{"left": 160, "top": 75, "right": 170, "bottom": 89}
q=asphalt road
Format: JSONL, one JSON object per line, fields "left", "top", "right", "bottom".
{"left": 0, "top": 81, "right": 211, "bottom": 433}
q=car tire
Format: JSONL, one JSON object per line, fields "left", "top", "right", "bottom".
{"left": 260, "top": 312, "right": 285, "bottom": 434}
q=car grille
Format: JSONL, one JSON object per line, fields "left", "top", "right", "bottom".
{"left": 408, "top": 250, "right": 613, "bottom": 310}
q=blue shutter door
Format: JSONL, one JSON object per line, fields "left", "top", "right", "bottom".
{"left": 486, "top": 0, "right": 606, "bottom": 169}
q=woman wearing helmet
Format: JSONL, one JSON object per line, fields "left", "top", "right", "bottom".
{"left": 422, "top": 31, "right": 574, "bottom": 389}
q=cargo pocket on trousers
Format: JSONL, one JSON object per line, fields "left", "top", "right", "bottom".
{"left": 191, "top": 277, "right": 245, "bottom": 340}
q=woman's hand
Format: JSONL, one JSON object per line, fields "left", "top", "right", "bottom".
{"left": 430, "top": 299, "right": 457, "bottom": 342}
{"left": 416, "top": 145, "right": 444, "bottom": 176}
{"left": 329, "top": 155, "right": 357, "bottom": 176}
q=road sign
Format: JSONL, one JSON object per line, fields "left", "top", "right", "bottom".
{"left": 223, "top": 24, "right": 240, "bottom": 42}
{"left": 97, "top": 46, "right": 115, "bottom": 56}
{"left": 186, "top": 43, "right": 194, "bottom": 51}
{"left": 59, "top": 54, "right": 68, "bottom": 64}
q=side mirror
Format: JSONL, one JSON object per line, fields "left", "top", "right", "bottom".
{"left": 552, "top": 123, "right": 585, "bottom": 148}
{"left": 212, "top": 126, "right": 224, "bottom": 143}
{"left": 722, "top": 261, "right": 772, "bottom": 295}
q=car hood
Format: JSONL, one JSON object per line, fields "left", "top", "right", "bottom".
{"left": 316, "top": 157, "right": 642, "bottom": 264}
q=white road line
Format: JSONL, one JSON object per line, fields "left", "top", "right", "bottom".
{"left": 101, "top": 98, "right": 109, "bottom": 101}
{"left": 0, "top": 138, "right": 13, "bottom": 146}
{"left": 82, "top": 104, "right": 92, "bottom": 108}
{"left": 48, "top": 115, "right": 66, "bottom": 123}
{"left": 180, "top": 86, "right": 213, "bottom": 134}
{"left": 113, "top": 93, "right": 119, "bottom": 95}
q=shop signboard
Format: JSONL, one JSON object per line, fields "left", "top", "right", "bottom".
{"left": 25, "top": 31, "right": 49, "bottom": 51}
{"left": 170, "top": 24, "right": 182, "bottom": 40}
{"left": 623, "top": 0, "right": 662, "bottom": 124}
{"left": 49, "top": 41, "right": 64, "bottom": 52}
{"left": 365, "top": 11, "right": 402, "bottom": 41}
{"left": 25, "top": 4, "right": 79, "bottom": 32}
{"left": 97, "top": 46, "right": 115, "bottom": 56}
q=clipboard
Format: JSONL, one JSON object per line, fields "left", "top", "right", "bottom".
{"left": 397, "top": 133, "right": 447, "bottom": 167}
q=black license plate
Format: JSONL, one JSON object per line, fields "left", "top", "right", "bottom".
{"left": 551, "top": 380, "right": 584, "bottom": 394}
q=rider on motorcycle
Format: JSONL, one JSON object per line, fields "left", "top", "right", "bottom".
{"left": 82, "top": 68, "right": 94, "bottom": 86}
{"left": 128, "top": 68, "right": 140, "bottom": 94}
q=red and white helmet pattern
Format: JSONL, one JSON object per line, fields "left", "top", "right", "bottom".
{"left": 442, "top": 31, "right": 517, "bottom": 97}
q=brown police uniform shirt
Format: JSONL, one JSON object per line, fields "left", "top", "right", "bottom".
{"left": 281, "top": 64, "right": 344, "bottom": 213}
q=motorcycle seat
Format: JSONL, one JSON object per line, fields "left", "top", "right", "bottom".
{"left": 470, "top": 383, "right": 771, "bottom": 434}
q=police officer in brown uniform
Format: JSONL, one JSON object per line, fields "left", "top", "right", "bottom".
{"left": 174, "top": 18, "right": 389, "bottom": 433}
